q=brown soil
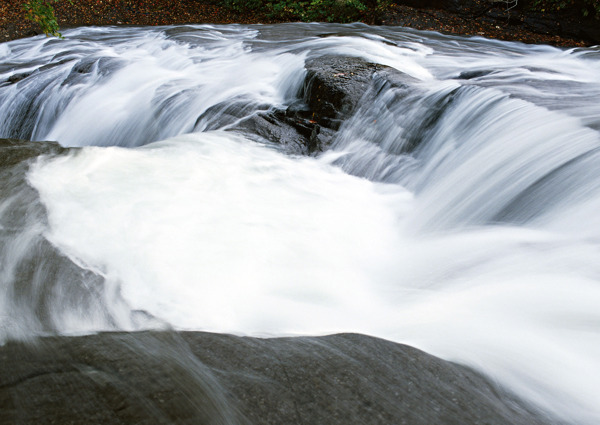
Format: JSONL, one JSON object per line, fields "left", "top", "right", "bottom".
{"left": 380, "top": 4, "right": 590, "bottom": 47}
{"left": 0, "top": 0, "right": 594, "bottom": 47}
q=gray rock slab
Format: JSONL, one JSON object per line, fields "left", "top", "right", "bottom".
{"left": 0, "top": 331, "right": 563, "bottom": 425}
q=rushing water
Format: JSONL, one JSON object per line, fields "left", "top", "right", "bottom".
{"left": 1, "top": 23, "right": 600, "bottom": 423}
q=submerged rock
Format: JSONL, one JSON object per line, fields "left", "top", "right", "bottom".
{"left": 0, "top": 331, "right": 560, "bottom": 425}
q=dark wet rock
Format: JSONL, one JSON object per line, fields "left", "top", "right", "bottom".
{"left": 457, "top": 69, "right": 496, "bottom": 80}
{"left": 235, "top": 110, "right": 315, "bottom": 155}
{"left": 5, "top": 72, "right": 33, "bottom": 85}
{"left": 0, "top": 331, "right": 561, "bottom": 425}
{"left": 302, "top": 57, "right": 377, "bottom": 129}
{"left": 0, "top": 138, "right": 67, "bottom": 168}
{"left": 192, "top": 98, "right": 271, "bottom": 133}
{"left": 236, "top": 56, "right": 418, "bottom": 154}
{"left": 301, "top": 56, "right": 418, "bottom": 134}
{"left": 61, "top": 57, "right": 126, "bottom": 87}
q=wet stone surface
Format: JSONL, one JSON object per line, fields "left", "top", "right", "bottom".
{"left": 0, "top": 331, "right": 564, "bottom": 425}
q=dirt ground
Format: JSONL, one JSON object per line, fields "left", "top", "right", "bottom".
{"left": 0, "top": 0, "right": 593, "bottom": 47}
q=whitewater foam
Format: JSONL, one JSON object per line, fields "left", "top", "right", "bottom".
{"left": 1, "top": 23, "right": 599, "bottom": 424}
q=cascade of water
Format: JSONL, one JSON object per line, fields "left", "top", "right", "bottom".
{"left": 329, "top": 83, "right": 600, "bottom": 231}
{"left": 0, "top": 144, "right": 149, "bottom": 341}
{"left": 1, "top": 23, "right": 600, "bottom": 424}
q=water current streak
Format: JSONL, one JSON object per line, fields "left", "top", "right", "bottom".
{"left": 1, "top": 23, "right": 599, "bottom": 424}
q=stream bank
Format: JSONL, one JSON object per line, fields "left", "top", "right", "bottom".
{"left": 1, "top": 0, "right": 598, "bottom": 46}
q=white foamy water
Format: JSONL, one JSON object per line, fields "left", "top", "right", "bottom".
{"left": 28, "top": 132, "right": 411, "bottom": 335}
{"left": 2, "top": 23, "right": 600, "bottom": 424}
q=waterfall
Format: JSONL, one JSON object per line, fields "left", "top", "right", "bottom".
{"left": 1, "top": 23, "right": 600, "bottom": 424}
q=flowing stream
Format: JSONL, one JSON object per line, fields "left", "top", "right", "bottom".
{"left": 1, "top": 23, "right": 600, "bottom": 424}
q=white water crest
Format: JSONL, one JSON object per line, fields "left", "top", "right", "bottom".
{"left": 2, "top": 23, "right": 600, "bottom": 424}
{"left": 28, "top": 132, "right": 410, "bottom": 334}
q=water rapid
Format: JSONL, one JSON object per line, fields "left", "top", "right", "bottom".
{"left": 1, "top": 23, "right": 600, "bottom": 424}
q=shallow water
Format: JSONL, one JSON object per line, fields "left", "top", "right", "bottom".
{"left": 1, "top": 23, "right": 600, "bottom": 423}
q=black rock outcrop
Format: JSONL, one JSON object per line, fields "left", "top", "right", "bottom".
{"left": 0, "top": 331, "right": 561, "bottom": 425}
{"left": 0, "top": 138, "right": 67, "bottom": 168}
{"left": 236, "top": 56, "right": 418, "bottom": 154}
